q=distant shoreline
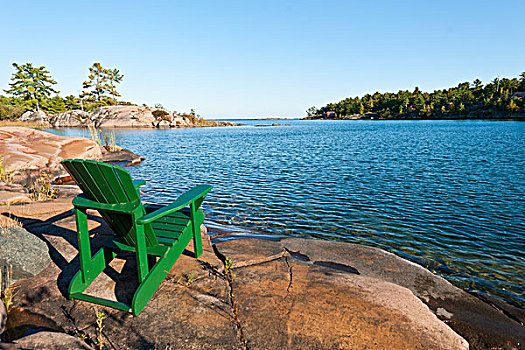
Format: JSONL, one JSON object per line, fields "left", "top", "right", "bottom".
{"left": 303, "top": 114, "right": 525, "bottom": 121}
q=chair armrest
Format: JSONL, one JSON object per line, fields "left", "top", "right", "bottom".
{"left": 73, "top": 195, "right": 140, "bottom": 213}
{"left": 133, "top": 179, "right": 146, "bottom": 189}
{"left": 137, "top": 184, "right": 212, "bottom": 225}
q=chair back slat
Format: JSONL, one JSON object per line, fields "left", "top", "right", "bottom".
{"left": 97, "top": 163, "right": 130, "bottom": 203}
{"left": 82, "top": 161, "right": 120, "bottom": 203}
{"left": 62, "top": 161, "right": 99, "bottom": 201}
{"left": 73, "top": 161, "right": 111, "bottom": 203}
{"left": 113, "top": 166, "right": 141, "bottom": 202}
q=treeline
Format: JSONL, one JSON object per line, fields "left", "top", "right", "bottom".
{"left": 306, "top": 73, "right": 525, "bottom": 120}
{"left": 0, "top": 62, "right": 133, "bottom": 120}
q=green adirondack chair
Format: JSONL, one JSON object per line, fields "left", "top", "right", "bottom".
{"left": 61, "top": 159, "right": 211, "bottom": 315}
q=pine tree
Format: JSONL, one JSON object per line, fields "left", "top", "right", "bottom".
{"left": 81, "top": 63, "right": 110, "bottom": 102}
{"left": 4, "top": 62, "right": 59, "bottom": 111}
{"left": 81, "top": 63, "right": 124, "bottom": 105}
{"left": 107, "top": 68, "right": 124, "bottom": 104}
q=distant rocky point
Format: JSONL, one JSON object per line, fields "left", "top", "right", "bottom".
{"left": 19, "top": 105, "right": 238, "bottom": 128}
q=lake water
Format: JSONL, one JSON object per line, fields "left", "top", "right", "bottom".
{"left": 47, "top": 120, "right": 525, "bottom": 307}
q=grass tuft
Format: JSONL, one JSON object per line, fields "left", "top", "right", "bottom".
{"left": 29, "top": 172, "right": 58, "bottom": 201}
{"left": 0, "top": 264, "right": 18, "bottom": 312}
{"left": 0, "top": 157, "right": 13, "bottom": 184}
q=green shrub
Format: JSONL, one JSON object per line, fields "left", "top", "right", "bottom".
{"left": 152, "top": 109, "right": 170, "bottom": 120}
{"left": 0, "top": 102, "right": 23, "bottom": 120}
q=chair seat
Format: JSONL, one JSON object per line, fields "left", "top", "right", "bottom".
{"left": 147, "top": 206, "right": 205, "bottom": 245}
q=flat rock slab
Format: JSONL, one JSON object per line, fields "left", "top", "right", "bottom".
{"left": 0, "top": 192, "right": 31, "bottom": 206}
{"left": 280, "top": 238, "right": 525, "bottom": 349}
{"left": 99, "top": 148, "right": 145, "bottom": 166}
{"left": 214, "top": 238, "right": 525, "bottom": 349}
{"left": 215, "top": 238, "right": 468, "bottom": 350}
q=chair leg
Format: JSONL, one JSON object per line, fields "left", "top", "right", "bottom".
{"left": 190, "top": 204, "right": 203, "bottom": 258}
{"left": 70, "top": 208, "right": 117, "bottom": 295}
{"left": 134, "top": 223, "right": 149, "bottom": 283}
{"left": 74, "top": 208, "right": 93, "bottom": 284}
{"left": 69, "top": 247, "right": 117, "bottom": 295}
{"left": 131, "top": 225, "right": 194, "bottom": 315}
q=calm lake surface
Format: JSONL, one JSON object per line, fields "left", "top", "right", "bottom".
{"left": 47, "top": 120, "right": 525, "bottom": 307}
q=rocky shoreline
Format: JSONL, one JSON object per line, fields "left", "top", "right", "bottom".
{"left": 19, "top": 105, "right": 238, "bottom": 128}
{"left": 0, "top": 127, "right": 524, "bottom": 349}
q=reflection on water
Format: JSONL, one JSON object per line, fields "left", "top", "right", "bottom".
{"left": 46, "top": 120, "right": 525, "bottom": 307}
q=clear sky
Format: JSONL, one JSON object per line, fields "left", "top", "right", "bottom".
{"left": 1, "top": 1, "right": 524, "bottom": 118}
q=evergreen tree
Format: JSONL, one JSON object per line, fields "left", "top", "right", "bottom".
{"left": 107, "top": 68, "right": 124, "bottom": 104}
{"left": 81, "top": 63, "right": 110, "bottom": 102}
{"left": 306, "top": 106, "right": 318, "bottom": 117}
{"left": 64, "top": 95, "right": 81, "bottom": 110}
{"left": 82, "top": 63, "right": 124, "bottom": 105}
{"left": 472, "top": 79, "right": 483, "bottom": 89}
{"left": 4, "top": 62, "right": 59, "bottom": 111}
{"left": 41, "top": 95, "right": 68, "bottom": 114}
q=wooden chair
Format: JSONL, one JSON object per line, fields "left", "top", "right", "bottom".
{"left": 61, "top": 159, "right": 211, "bottom": 315}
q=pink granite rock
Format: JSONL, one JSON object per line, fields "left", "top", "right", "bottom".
{"left": 0, "top": 127, "right": 102, "bottom": 184}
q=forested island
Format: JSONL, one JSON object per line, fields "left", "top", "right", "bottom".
{"left": 305, "top": 73, "right": 525, "bottom": 120}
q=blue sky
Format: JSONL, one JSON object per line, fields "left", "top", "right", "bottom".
{"left": 1, "top": 1, "right": 524, "bottom": 118}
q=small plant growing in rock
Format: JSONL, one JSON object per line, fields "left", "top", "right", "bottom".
{"left": 185, "top": 273, "right": 195, "bottom": 286}
{"left": 29, "top": 172, "right": 58, "bottom": 201}
{"left": 224, "top": 257, "right": 235, "bottom": 278}
{"left": 87, "top": 123, "right": 102, "bottom": 145}
{"left": 222, "top": 256, "right": 246, "bottom": 346}
{"left": 103, "top": 131, "right": 120, "bottom": 152}
{"left": 0, "top": 211, "right": 22, "bottom": 229}
{"left": 225, "top": 257, "right": 233, "bottom": 271}
{"left": 0, "top": 264, "right": 17, "bottom": 312}
{"left": 0, "top": 157, "right": 13, "bottom": 184}
{"left": 95, "top": 311, "right": 106, "bottom": 350}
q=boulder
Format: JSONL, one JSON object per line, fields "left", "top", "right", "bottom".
{"left": 1, "top": 331, "right": 93, "bottom": 349}
{"left": 173, "top": 115, "right": 191, "bottom": 127}
{"left": 99, "top": 148, "right": 145, "bottom": 166}
{"left": 48, "top": 110, "right": 88, "bottom": 127}
{"left": 154, "top": 119, "right": 172, "bottom": 128}
{"left": 0, "top": 127, "right": 102, "bottom": 185}
{"left": 89, "top": 106, "right": 156, "bottom": 127}
{"left": 0, "top": 227, "right": 51, "bottom": 281}
{"left": 18, "top": 111, "right": 48, "bottom": 126}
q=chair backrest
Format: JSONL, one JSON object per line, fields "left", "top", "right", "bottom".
{"left": 62, "top": 159, "right": 158, "bottom": 247}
